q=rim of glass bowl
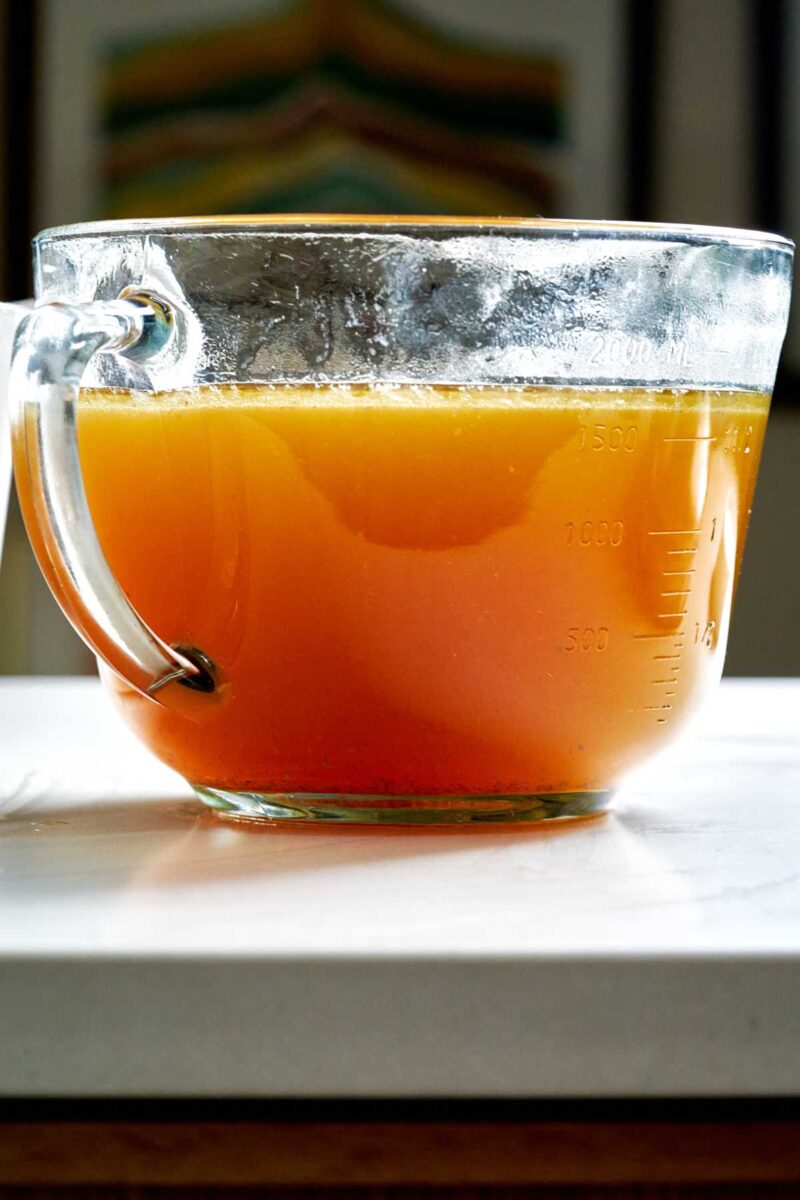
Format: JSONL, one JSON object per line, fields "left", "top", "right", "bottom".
{"left": 34, "top": 214, "right": 794, "bottom": 252}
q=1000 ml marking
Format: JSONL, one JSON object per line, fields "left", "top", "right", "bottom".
{"left": 566, "top": 520, "right": 624, "bottom": 547}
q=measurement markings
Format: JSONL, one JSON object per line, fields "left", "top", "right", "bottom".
{"left": 639, "top": 507, "right": 697, "bottom": 732}
{"left": 634, "top": 632, "right": 686, "bottom": 640}
{"left": 661, "top": 435, "right": 717, "bottom": 443}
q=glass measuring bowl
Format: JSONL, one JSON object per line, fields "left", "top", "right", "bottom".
{"left": 7, "top": 217, "right": 793, "bottom": 824}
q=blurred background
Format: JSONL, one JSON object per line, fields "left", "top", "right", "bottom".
{"left": 0, "top": 0, "right": 798, "bottom": 677}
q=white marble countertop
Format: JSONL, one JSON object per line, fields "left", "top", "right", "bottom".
{"left": 1, "top": 677, "right": 799, "bottom": 1098}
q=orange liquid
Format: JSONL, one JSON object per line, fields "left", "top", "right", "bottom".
{"left": 74, "top": 384, "right": 768, "bottom": 797}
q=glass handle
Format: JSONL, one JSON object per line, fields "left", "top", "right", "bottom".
{"left": 0, "top": 303, "right": 34, "bottom": 567}
{"left": 9, "top": 299, "right": 206, "bottom": 697}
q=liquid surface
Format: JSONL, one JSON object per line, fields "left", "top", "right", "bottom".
{"left": 73, "top": 384, "right": 768, "bottom": 795}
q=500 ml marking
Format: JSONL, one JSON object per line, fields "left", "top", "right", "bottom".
{"left": 566, "top": 520, "right": 624, "bottom": 547}
{"left": 564, "top": 627, "right": 609, "bottom": 652}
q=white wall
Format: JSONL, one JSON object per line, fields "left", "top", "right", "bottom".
{"left": 653, "top": 0, "right": 753, "bottom": 229}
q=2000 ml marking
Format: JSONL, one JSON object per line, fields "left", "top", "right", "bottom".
{"left": 585, "top": 333, "right": 698, "bottom": 370}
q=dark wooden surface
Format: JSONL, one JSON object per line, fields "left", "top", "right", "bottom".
{"left": 1, "top": 1186, "right": 800, "bottom": 1198}
{"left": 1, "top": 1119, "right": 799, "bottom": 1193}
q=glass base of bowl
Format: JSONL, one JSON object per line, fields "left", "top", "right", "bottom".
{"left": 193, "top": 786, "right": 611, "bottom": 826}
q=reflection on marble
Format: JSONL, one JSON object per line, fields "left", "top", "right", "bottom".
{"left": 2, "top": 678, "right": 799, "bottom": 956}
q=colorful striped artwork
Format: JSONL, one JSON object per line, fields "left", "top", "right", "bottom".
{"left": 100, "top": 0, "right": 565, "bottom": 219}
